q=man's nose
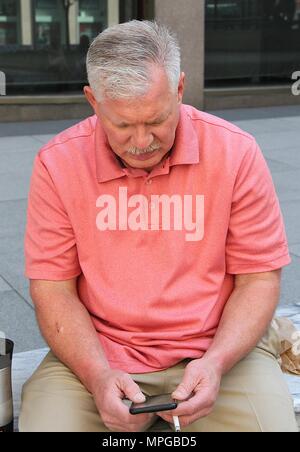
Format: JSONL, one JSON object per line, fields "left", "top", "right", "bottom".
{"left": 131, "top": 126, "right": 154, "bottom": 149}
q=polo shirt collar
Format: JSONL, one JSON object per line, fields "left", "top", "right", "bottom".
{"left": 94, "top": 105, "right": 200, "bottom": 183}
{"left": 94, "top": 120, "right": 127, "bottom": 183}
{"left": 169, "top": 105, "right": 200, "bottom": 168}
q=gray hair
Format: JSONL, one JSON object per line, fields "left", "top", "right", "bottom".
{"left": 86, "top": 20, "right": 181, "bottom": 101}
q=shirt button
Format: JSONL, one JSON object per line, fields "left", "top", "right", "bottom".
{"left": 146, "top": 179, "right": 153, "bottom": 185}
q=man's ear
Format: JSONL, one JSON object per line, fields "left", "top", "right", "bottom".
{"left": 177, "top": 72, "right": 185, "bottom": 105}
{"left": 83, "top": 86, "right": 99, "bottom": 115}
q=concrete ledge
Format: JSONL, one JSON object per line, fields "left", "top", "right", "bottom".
{"left": 1, "top": 87, "right": 299, "bottom": 121}
{"left": 284, "top": 374, "right": 300, "bottom": 430}
{"left": 205, "top": 85, "right": 300, "bottom": 110}
{"left": 12, "top": 348, "right": 49, "bottom": 432}
{"left": 0, "top": 95, "right": 93, "bottom": 122}
{"left": 0, "top": 94, "right": 87, "bottom": 105}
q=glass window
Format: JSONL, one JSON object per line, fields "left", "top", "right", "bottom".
{"left": 34, "top": 0, "right": 63, "bottom": 47}
{"left": 78, "top": 0, "right": 107, "bottom": 42}
{"left": 205, "top": 0, "right": 300, "bottom": 87}
{"left": 1, "top": 0, "right": 154, "bottom": 95}
{"left": 120, "top": 0, "right": 154, "bottom": 23}
{"left": 0, "top": 0, "right": 20, "bottom": 45}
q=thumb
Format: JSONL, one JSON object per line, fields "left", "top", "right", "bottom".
{"left": 123, "top": 378, "right": 146, "bottom": 404}
{"left": 172, "top": 376, "right": 194, "bottom": 401}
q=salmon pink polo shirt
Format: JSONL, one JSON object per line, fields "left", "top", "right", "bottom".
{"left": 24, "top": 105, "right": 291, "bottom": 373}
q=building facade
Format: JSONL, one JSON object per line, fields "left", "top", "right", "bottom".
{"left": 0, "top": 0, "right": 299, "bottom": 120}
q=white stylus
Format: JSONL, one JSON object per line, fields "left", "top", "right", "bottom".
{"left": 173, "top": 415, "right": 181, "bottom": 432}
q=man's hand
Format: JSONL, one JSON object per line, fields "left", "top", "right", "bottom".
{"left": 92, "top": 369, "right": 157, "bottom": 432}
{"left": 157, "top": 358, "right": 221, "bottom": 428}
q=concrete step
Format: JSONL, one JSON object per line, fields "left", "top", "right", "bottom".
{"left": 12, "top": 348, "right": 49, "bottom": 432}
{"left": 284, "top": 374, "right": 300, "bottom": 430}
{"left": 11, "top": 348, "right": 300, "bottom": 432}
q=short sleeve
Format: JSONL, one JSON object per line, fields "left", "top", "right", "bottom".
{"left": 225, "top": 140, "right": 291, "bottom": 274}
{"left": 24, "top": 153, "right": 82, "bottom": 280}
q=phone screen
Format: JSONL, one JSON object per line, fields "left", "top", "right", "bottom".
{"left": 129, "top": 393, "right": 177, "bottom": 415}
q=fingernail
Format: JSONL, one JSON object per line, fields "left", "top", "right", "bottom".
{"left": 173, "top": 390, "right": 185, "bottom": 399}
{"left": 134, "top": 393, "right": 146, "bottom": 403}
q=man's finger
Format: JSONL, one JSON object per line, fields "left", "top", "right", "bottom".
{"left": 172, "top": 377, "right": 195, "bottom": 401}
{"left": 172, "top": 389, "right": 214, "bottom": 417}
{"left": 120, "top": 377, "right": 146, "bottom": 404}
{"left": 172, "top": 365, "right": 208, "bottom": 401}
{"left": 103, "top": 392, "right": 147, "bottom": 424}
{"left": 157, "top": 406, "right": 213, "bottom": 428}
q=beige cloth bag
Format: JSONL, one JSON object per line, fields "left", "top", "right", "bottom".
{"left": 275, "top": 317, "right": 300, "bottom": 376}
{"left": 262, "top": 317, "right": 300, "bottom": 376}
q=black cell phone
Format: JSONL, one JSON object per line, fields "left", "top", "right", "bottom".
{"left": 129, "top": 393, "right": 177, "bottom": 415}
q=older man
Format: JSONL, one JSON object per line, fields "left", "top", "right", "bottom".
{"left": 20, "top": 20, "right": 298, "bottom": 432}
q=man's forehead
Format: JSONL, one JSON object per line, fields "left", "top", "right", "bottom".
{"left": 98, "top": 68, "right": 176, "bottom": 123}
{"left": 100, "top": 98, "right": 173, "bottom": 125}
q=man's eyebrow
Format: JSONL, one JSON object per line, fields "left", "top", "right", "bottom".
{"left": 147, "top": 118, "right": 166, "bottom": 125}
{"left": 117, "top": 111, "right": 171, "bottom": 127}
{"left": 147, "top": 111, "right": 171, "bottom": 124}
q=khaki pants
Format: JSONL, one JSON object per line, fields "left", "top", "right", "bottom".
{"left": 19, "top": 335, "right": 298, "bottom": 432}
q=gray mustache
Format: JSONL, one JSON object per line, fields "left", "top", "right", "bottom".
{"left": 127, "top": 143, "right": 160, "bottom": 155}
